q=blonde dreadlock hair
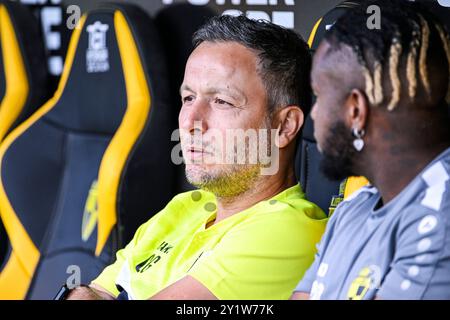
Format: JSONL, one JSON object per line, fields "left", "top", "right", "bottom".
{"left": 324, "top": 0, "right": 450, "bottom": 111}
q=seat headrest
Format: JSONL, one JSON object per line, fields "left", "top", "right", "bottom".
{"left": 308, "top": 1, "right": 360, "bottom": 52}
{"left": 300, "top": 1, "right": 360, "bottom": 146}
{"left": 44, "top": 3, "right": 162, "bottom": 135}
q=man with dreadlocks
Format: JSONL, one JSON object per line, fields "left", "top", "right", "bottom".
{"left": 291, "top": 0, "right": 450, "bottom": 300}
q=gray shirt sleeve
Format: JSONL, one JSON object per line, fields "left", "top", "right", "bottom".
{"left": 377, "top": 204, "right": 450, "bottom": 299}
{"left": 294, "top": 242, "right": 322, "bottom": 293}
{"left": 294, "top": 208, "right": 340, "bottom": 294}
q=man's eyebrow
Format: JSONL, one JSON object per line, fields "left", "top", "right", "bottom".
{"left": 180, "top": 85, "right": 247, "bottom": 104}
{"left": 206, "top": 86, "right": 247, "bottom": 102}
{"left": 179, "top": 84, "right": 194, "bottom": 96}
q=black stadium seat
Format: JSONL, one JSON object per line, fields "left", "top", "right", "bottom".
{"left": 0, "top": 3, "right": 172, "bottom": 299}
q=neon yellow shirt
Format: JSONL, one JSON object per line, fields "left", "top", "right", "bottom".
{"left": 92, "top": 185, "right": 327, "bottom": 300}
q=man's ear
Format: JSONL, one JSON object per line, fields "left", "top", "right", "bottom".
{"left": 274, "top": 106, "right": 304, "bottom": 149}
{"left": 345, "top": 89, "right": 369, "bottom": 130}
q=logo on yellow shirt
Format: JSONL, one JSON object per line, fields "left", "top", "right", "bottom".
{"left": 135, "top": 241, "right": 174, "bottom": 273}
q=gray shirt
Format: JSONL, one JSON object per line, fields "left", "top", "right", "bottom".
{"left": 295, "top": 147, "right": 450, "bottom": 300}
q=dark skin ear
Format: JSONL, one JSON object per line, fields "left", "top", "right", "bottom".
{"left": 344, "top": 89, "right": 370, "bottom": 132}
{"left": 273, "top": 106, "right": 304, "bottom": 148}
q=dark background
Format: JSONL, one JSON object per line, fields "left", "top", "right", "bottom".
{"left": 16, "top": 0, "right": 450, "bottom": 83}
{"left": 14, "top": 0, "right": 351, "bottom": 83}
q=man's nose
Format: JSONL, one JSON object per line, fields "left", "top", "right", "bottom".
{"left": 180, "top": 98, "right": 209, "bottom": 134}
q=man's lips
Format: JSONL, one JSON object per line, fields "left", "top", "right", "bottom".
{"left": 183, "top": 147, "right": 213, "bottom": 160}
{"left": 189, "top": 147, "right": 204, "bottom": 153}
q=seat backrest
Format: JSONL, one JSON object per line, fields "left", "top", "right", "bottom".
{"left": 0, "top": 0, "right": 50, "bottom": 283}
{"left": 296, "top": 1, "right": 368, "bottom": 215}
{"left": 0, "top": 3, "right": 172, "bottom": 299}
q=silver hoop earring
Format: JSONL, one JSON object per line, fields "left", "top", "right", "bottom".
{"left": 352, "top": 128, "right": 365, "bottom": 152}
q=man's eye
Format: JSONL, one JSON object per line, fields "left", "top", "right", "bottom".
{"left": 182, "top": 96, "right": 194, "bottom": 103}
{"left": 214, "top": 98, "right": 234, "bottom": 107}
